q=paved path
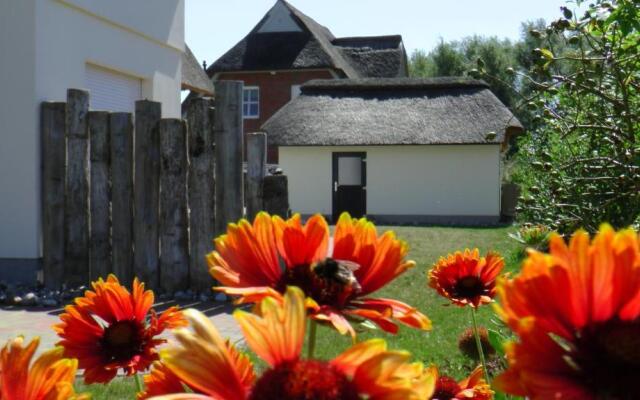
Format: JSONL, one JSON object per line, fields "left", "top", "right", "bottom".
{"left": 0, "top": 300, "right": 244, "bottom": 358}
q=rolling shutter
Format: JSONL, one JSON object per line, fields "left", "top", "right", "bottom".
{"left": 85, "top": 64, "right": 142, "bottom": 112}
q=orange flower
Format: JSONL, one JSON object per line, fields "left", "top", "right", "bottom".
{"left": 54, "top": 274, "right": 187, "bottom": 383}
{"left": 0, "top": 336, "right": 87, "bottom": 400}
{"left": 428, "top": 249, "right": 504, "bottom": 308}
{"left": 494, "top": 225, "right": 640, "bottom": 399}
{"left": 208, "top": 212, "right": 431, "bottom": 337}
{"left": 430, "top": 366, "right": 493, "bottom": 400}
{"left": 150, "top": 287, "right": 436, "bottom": 400}
{"left": 137, "top": 362, "right": 193, "bottom": 399}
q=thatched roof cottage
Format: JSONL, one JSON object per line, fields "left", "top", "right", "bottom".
{"left": 263, "top": 77, "right": 523, "bottom": 224}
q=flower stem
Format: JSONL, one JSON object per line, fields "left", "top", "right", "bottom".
{"left": 135, "top": 373, "right": 143, "bottom": 393}
{"left": 307, "top": 319, "right": 318, "bottom": 359}
{"left": 471, "top": 307, "right": 491, "bottom": 384}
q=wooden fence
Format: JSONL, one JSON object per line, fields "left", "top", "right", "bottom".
{"left": 41, "top": 82, "right": 288, "bottom": 292}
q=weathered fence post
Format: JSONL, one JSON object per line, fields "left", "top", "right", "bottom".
{"left": 263, "top": 175, "right": 290, "bottom": 218}
{"left": 110, "top": 113, "right": 134, "bottom": 285}
{"left": 246, "top": 132, "right": 267, "bottom": 221}
{"left": 186, "top": 98, "right": 215, "bottom": 291}
{"left": 159, "top": 119, "right": 190, "bottom": 293}
{"left": 134, "top": 100, "right": 161, "bottom": 289}
{"left": 89, "top": 111, "right": 111, "bottom": 281}
{"left": 41, "top": 102, "right": 66, "bottom": 289}
{"left": 214, "top": 81, "right": 244, "bottom": 235}
{"left": 65, "top": 89, "right": 90, "bottom": 286}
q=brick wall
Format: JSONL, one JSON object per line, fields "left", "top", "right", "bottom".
{"left": 216, "top": 69, "right": 335, "bottom": 163}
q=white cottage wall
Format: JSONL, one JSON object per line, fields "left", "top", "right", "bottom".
{"left": 279, "top": 145, "right": 502, "bottom": 223}
{"left": 0, "top": 0, "right": 184, "bottom": 268}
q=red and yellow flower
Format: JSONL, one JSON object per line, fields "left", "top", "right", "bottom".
{"left": 429, "top": 249, "right": 504, "bottom": 308}
{"left": 54, "top": 275, "right": 187, "bottom": 383}
{"left": 137, "top": 362, "right": 193, "bottom": 400}
{"left": 0, "top": 336, "right": 87, "bottom": 400}
{"left": 208, "top": 212, "right": 431, "bottom": 337}
{"left": 429, "top": 366, "right": 493, "bottom": 400}
{"left": 495, "top": 225, "right": 640, "bottom": 399}
{"left": 146, "top": 286, "right": 436, "bottom": 400}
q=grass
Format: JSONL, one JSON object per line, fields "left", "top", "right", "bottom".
{"left": 78, "top": 225, "right": 522, "bottom": 399}
{"left": 77, "top": 377, "right": 138, "bottom": 399}
{"left": 309, "top": 225, "right": 522, "bottom": 378}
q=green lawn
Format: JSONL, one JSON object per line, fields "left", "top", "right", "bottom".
{"left": 310, "top": 225, "right": 522, "bottom": 378}
{"left": 80, "top": 225, "right": 522, "bottom": 399}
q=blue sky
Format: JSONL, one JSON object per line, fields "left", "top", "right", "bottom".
{"left": 185, "top": 0, "right": 574, "bottom": 67}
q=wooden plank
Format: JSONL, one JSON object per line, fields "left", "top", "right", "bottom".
{"left": 110, "top": 113, "right": 134, "bottom": 285}
{"left": 159, "top": 119, "right": 189, "bottom": 293}
{"left": 186, "top": 98, "right": 215, "bottom": 291}
{"left": 263, "top": 175, "right": 290, "bottom": 218}
{"left": 246, "top": 132, "right": 267, "bottom": 221}
{"left": 134, "top": 100, "right": 161, "bottom": 289}
{"left": 64, "top": 89, "right": 90, "bottom": 286}
{"left": 89, "top": 111, "right": 111, "bottom": 281}
{"left": 214, "top": 81, "right": 244, "bottom": 235}
{"left": 41, "top": 102, "right": 66, "bottom": 289}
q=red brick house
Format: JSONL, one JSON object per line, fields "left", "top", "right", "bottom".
{"left": 206, "top": 0, "right": 409, "bottom": 162}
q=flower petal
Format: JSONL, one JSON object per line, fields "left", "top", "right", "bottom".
{"left": 234, "top": 286, "right": 305, "bottom": 367}
{"left": 161, "top": 309, "right": 253, "bottom": 399}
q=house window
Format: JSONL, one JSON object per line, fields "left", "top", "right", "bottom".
{"left": 243, "top": 87, "right": 260, "bottom": 119}
{"left": 291, "top": 84, "right": 301, "bottom": 99}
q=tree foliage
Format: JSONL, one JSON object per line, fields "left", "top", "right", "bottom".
{"left": 509, "top": 0, "right": 640, "bottom": 233}
{"left": 409, "top": 37, "right": 518, "bottom": 109}
{"left": 409, "top": 1, "right": 640, "bottom": 233}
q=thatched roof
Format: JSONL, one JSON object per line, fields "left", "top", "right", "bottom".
{"left": 262, "top": 77, "right": 524, "bottom": 146}
{"left": 208, "top": 1, "right": 406, "bottom": 79}
{"left": 333, "top": 36, "right": 408, "bottom": 78}
{"left": 182, "top": 45, "right": 214, "bottom": 96}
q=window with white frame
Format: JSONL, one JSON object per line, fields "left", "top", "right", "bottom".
{"left": 243, "top": 87, "right": 260, "bottom": 119}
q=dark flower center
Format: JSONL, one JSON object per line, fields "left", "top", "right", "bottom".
{"left": 278, "top": 258, "right": 361, "bottom": 308}
{"left": 571, "top": 320, "right": 640, "bottom": 399}
{"left": 249, "top": 359, "right": 360, "bottom": 400}
{"left": 458, "top": 327, "right": 495, "bottom": 361}
{"left": 452, "top": 275, "right": 486, "bottom": 300}
{"left": 101, "top": 320, "right": 144, "bottom": 362}
{"left": 432, "top": 375, "right": 461, "bottom": 400}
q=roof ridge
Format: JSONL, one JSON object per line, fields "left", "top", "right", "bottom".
{"left": 334, "top": 34, "right": 403, "bottom": 41}
{"left": 301, "top": 77, "right": 490, "bottom": 92}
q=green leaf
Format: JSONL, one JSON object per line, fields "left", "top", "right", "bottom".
{"left": 538, "top": 48, "right": 555, "bottom": 60}
{"left": 488, "top": 329, "right": 506, "bottom": 356}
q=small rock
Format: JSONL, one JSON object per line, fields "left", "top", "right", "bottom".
{"left": 174, "top": 291, "right": 191, "bottom": 301}
{"left": 158, "top": 293, "right": 171, "bottom": 301}
{"left": 199, "top": 292, "right": 211, "bottom": 303}
{"left": 214, "top": 293, "right": 227, "bottom": 303}
{"left": 22, "top": 292, "right": 38, "bottom": 306}
{"left": 12, "top": 296, "right": 22, "bottom": 305}
{"left": 0, "top": 294, "right": 6, "bottom": 304}
{"left": 42, "top": 298, "right": 59, "bottom": 307}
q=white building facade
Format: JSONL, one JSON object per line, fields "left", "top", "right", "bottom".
{"left": 0, "top": 0, "right": 185, "bottom": 280}
{"left": 279, "top": 145, "right": 502, "bottom": 224}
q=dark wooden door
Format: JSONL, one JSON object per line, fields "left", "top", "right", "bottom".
{"left": 332, "top": 152, "right": 366, "bottom": 222}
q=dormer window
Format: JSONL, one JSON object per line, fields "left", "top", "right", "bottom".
{"left": 243, "top": 87, "right": 260, "bottom": 119}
